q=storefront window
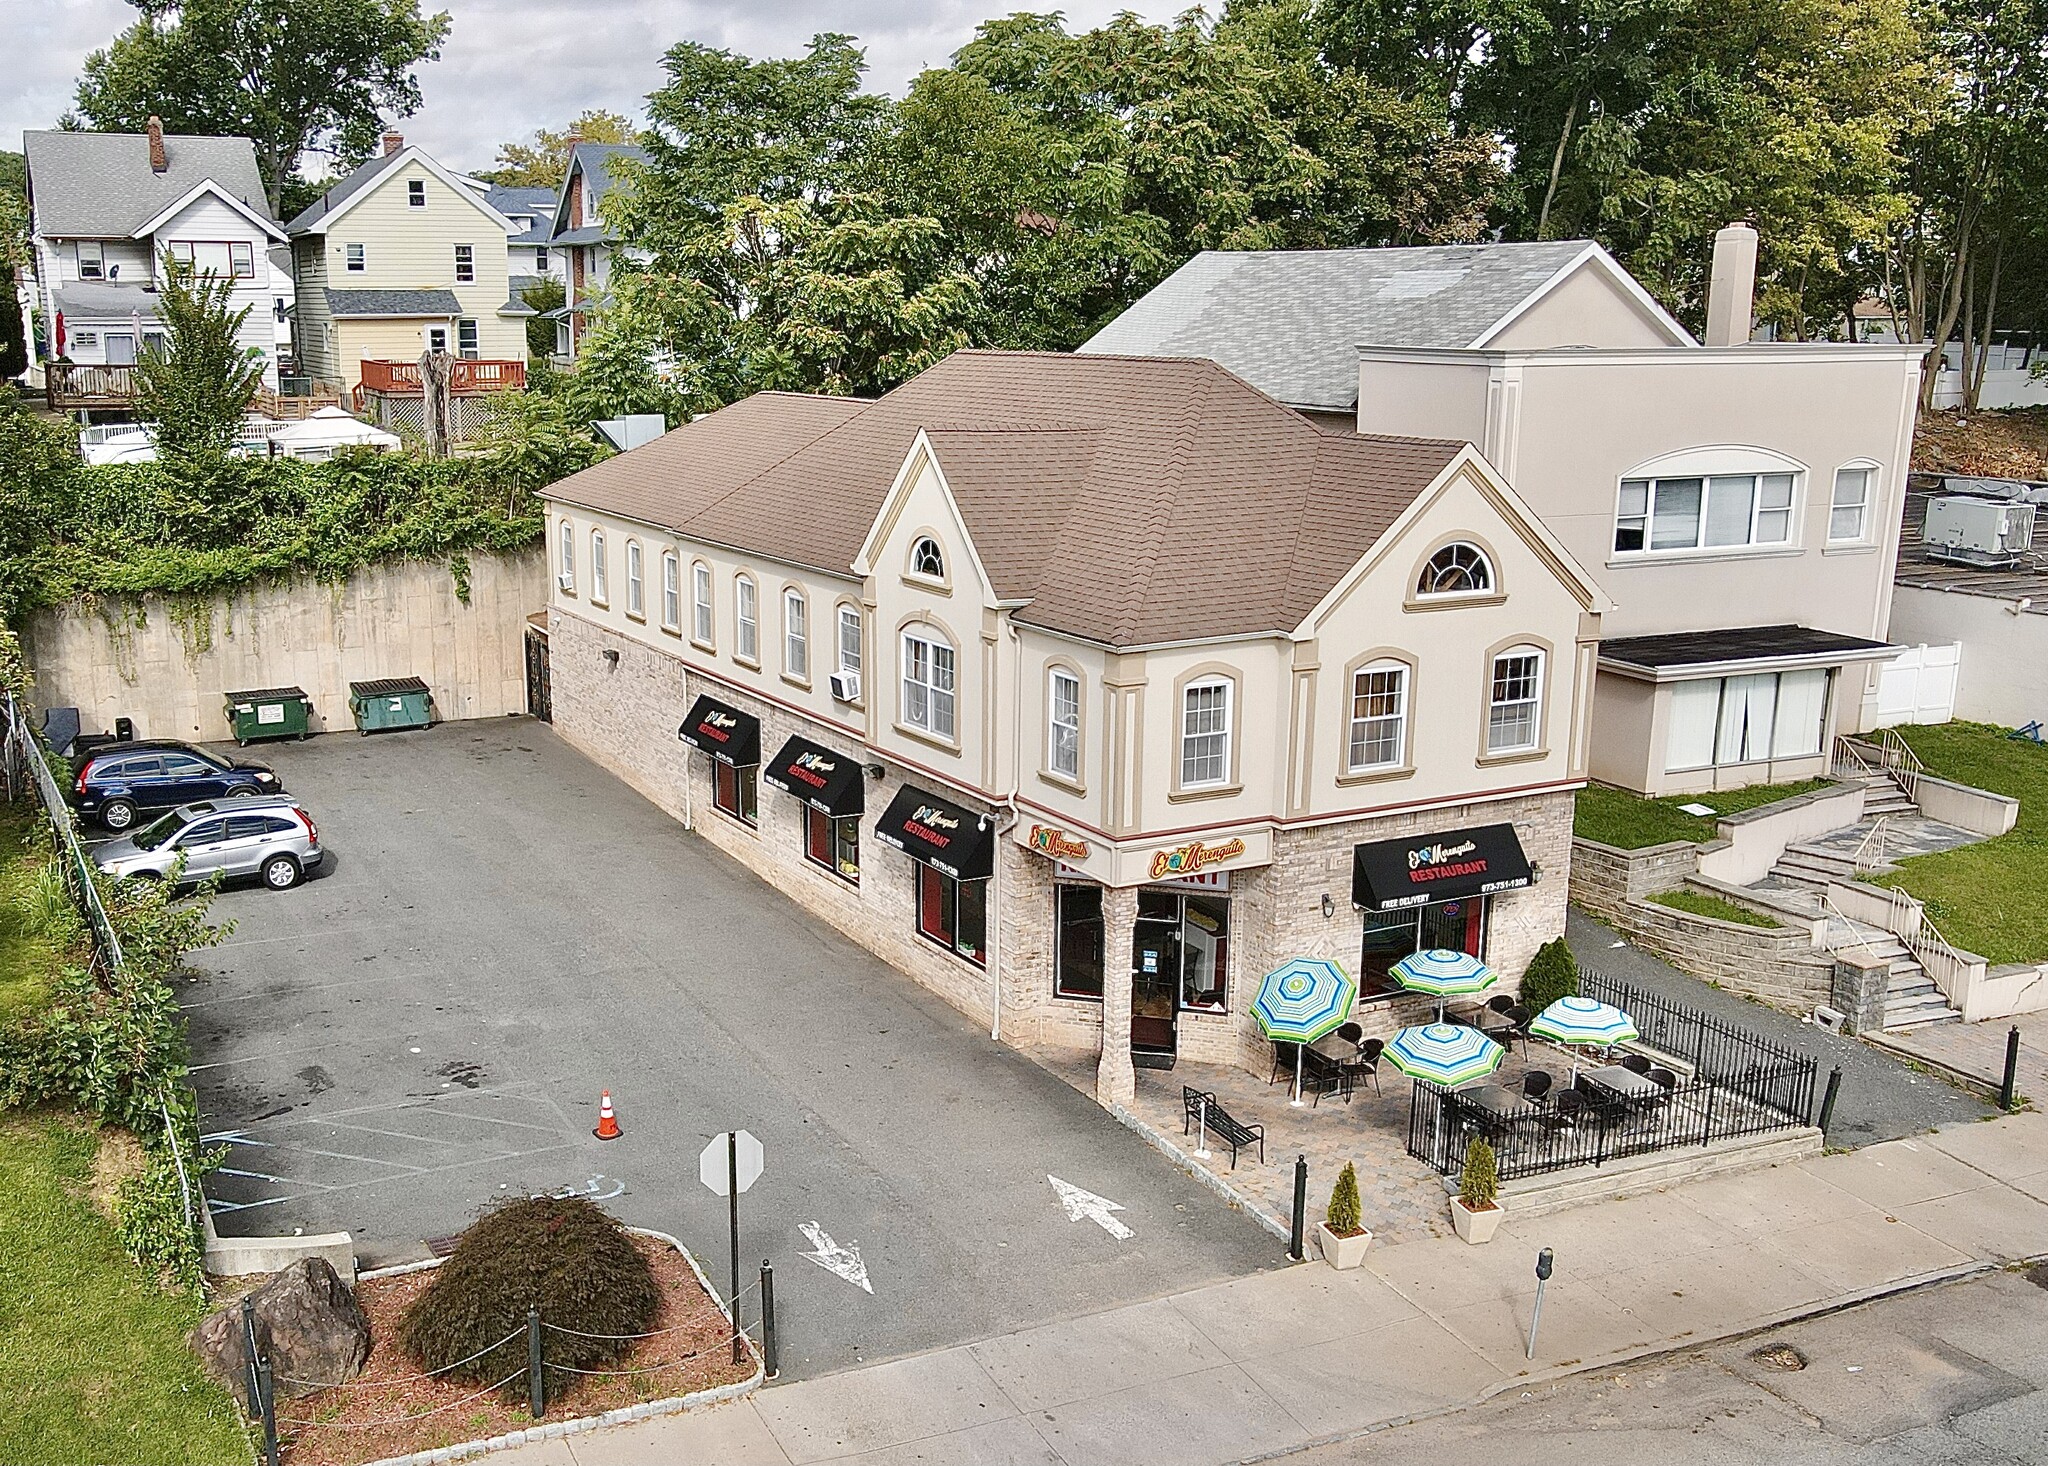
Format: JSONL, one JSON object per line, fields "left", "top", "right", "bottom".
{"left": 713, "top": 762, "right": 757, "bottom": 826}
{"left": 1054, "top": 884, "right": 1104, "bottom": 998}
{"left": 1180, "top": 893, "right": 1230, "bottom": 1011}
{"left": 918, "top": 864, "right": 987, "bottom": 966}
{"left": 1360, "top": 898, "right": 1484, "bottom": 996}
{"left": 805, "top": 807, "right": 859, "bottom": 882}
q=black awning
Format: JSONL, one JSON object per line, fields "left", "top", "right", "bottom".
{"left": 1353, "top": 822, "right": 1532, "bottom": 912}
{"left": 873, "top": 784, "right": 993, "bottom": 881}
{"left": 762, "top": 735, "right": 864, "bottom": 817}
{"left": 677, "top": 695, "right": 760, "bottom": 766}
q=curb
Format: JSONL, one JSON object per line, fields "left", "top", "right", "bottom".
{"left": 1106, "top": 1101, "right": 1295, "bottom": 1246}
{"left": 350, "top": 1227, "right": 764, "bottom": 1466}
{"left": 1861, "top": 1031, "right": 2009, "bottom": 1105}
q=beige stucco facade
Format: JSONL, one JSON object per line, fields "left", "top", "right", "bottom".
{"left": 544, "top": 433, "right": 1602, "bottom": 1091}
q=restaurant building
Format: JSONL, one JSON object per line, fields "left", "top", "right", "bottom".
{"left": 539, "top": 351, "right": 1607, "bottom": 1100}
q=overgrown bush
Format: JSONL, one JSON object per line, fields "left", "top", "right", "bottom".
{"left": 400, "top": 1197, "right": 660, "bottom": 1404}
{"left": 1459, "top": 1137, "right": 1499, "bottom": 1211}
{"left": 1325, "top": 1161, "right": 1363, "bottom": 1237}
{"left": 1519, "top": 937, "right": 1579, "bottom": 1018}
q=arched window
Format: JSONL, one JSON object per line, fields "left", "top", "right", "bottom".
{"left": 691, "top": 560, "right": 713, "bottom": 645}
{"left": 784, "top": 589, "right": 808, "bottom": 679}
{"left": 625, "top": 540, "right": 644, "bottom": 616}
{"left": 589, "top": 529, "right": 608, "bottom": 603}
{"left": 557, "top": 521, "right": 575, "bottom": 591}
{"left": 1417, "top": 542, "right": 1493, "bottom": 597}
{"left": 1486, "top": 646, "right": 1544, "bottom": 754}
{"left": 735, "top": 575, "right": 758, "bottom": 662}
{"left": 660, "top": 551, "right": 680, "bottom": 629}
{"left": 910, "top": 536, "right": 945, "bottom": 579}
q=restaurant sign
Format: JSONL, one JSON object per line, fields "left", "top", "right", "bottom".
{"left": 1148, "top": 837, "right": 1247, "bottom": 882}
{"left": 1028, "top": 825, "right": 1091, "bottom": 861}
{"left": 1351, "top": 822, "right": 1533, "bottom": 912}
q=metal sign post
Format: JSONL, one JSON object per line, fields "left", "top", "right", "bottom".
{"left": 1194, "top": 1095, "right": 1211, "bottom": 1159}
{"left": 1526, "top": 1247, "right": 1554, "bottom": 1360}
{"left": 700, "top": 1130, "right": 765, "bottom": 1366}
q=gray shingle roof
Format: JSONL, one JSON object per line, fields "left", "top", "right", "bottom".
{"left": 24, "top": 129, "right": 274, "bottom": 238}
{"left": 484, "top": 185, "right": 557, "bottom": 243}
{"left": 53, "top": 283, "right": 164, "bottom": 320}
{"left": 1079, "top": 243, "right": 1609, "bottom": 410}
{"left": 550, "top": 143, "right": 647, "bottom": 240}
{"left": 286, "top": 152, "right": 404, "bottom": 233}
{"left": 546, "top": 350, "right": 1466, "bottom": 646}
{"left": 324, "top": 288, "right": 462, "bottom": 319}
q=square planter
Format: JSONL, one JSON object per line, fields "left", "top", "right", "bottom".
{"left": 1451, "top": 1197, "right": 1503, "bottom": 1245}
{"left": 1316, "top": 1222, "right": 1373, "bottom": 1270}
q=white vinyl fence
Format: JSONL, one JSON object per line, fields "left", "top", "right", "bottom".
{"left": 1872, "top": 642, "right": 1960, "bottom": 727}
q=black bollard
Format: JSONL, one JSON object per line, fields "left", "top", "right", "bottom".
{"left": 761, "top": 1260, "right": 779, "bottom": 1379}
{"left": 1816, "top": 1066, "right": 1844, "bottom": 1136}
{"left": 1289, "top": 1154, "right": 1308, "bottom": 1261}
{"left": 527, "top": 1303, "right": 545, "bottom": 1419}
{"left": 2003, "top": 1026, "right": 2024, "bottom": 1112}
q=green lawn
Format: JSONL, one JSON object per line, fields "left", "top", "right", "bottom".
{"left": 1574, "top": 779, "right": 1837, "bottom": 850}
{"left": 1646, "top": 888, "right": 1783, "bottom": 929}
{"left": 0, "top": 1115, "right": 250, "bottom": 1466}
{"left": 0, "top": 805, "right": 67, "bottom": 1021}
{"left": 1875, "top": 722, "right": 2048, "bottom": 963}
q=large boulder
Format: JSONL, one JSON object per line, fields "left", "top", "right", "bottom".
{"left": 192, "top": 1258, "right": 372, "bottom": 1406}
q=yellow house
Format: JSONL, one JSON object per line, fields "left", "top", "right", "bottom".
{"left": 286, "top": 133, "right": 532, "bottom": 393}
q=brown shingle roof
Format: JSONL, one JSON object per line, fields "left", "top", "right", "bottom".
{"left": 544, "top": 351, "right": 1466, "bottom": 645}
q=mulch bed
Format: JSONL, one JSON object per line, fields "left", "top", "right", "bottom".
{"left": 277, "top": 1236, "right": 752, "bottom": 1466}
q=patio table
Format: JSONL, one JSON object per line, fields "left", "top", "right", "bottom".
{"left": 1460, "top": 1083, "right": 1525, "bottom": 1118}
{"left": 1584, "top": 1064, "right": 1662, "bottom": 1101}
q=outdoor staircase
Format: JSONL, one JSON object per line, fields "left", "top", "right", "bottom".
{"left": 1765, "top": 774, "right": 1919, "bottom": 891}
{"left": 1823, "top": 917, "right": 1964, "bottom": 1030}
{"left": 1858, "top": 773, "right": 1919, "bottom": 820}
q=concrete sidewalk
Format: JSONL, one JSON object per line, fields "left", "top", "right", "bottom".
{"left": 494, "top": 1112, "right": 2048, "bottom": 1466}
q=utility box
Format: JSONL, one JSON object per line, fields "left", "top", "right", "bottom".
{"left": 1924, "top": 495, "right": 2036, "bottom": 567}
{"left": 223, "top": 686, "right": 314, "bottom": 745}
{"left": 347, "top": 676, "right": 434, "bottom": 734}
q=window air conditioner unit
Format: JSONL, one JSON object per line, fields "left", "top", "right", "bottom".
{"left": 556, "top": 571, "right": 574, "bottom": 591}
{"left": 829, "top": 672, "right": 861, "bottom": 703}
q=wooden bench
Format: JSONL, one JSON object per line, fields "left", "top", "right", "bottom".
{"left": 1182, "top": 1086, "right": 1265, "bottom": 1169}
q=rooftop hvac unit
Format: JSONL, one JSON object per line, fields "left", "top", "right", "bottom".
{"left": 1924, "top": 495, "right": 2035, "bottom": 568}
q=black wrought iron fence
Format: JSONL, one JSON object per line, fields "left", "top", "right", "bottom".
{"left": 1407, "top": 968, "right": 1821, "bottom": 1182}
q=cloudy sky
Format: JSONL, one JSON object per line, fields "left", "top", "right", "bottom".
{"left": 9, "top": 1, "right": 1171, "bottom": 175}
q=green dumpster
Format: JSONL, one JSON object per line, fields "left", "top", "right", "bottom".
{"left": 348, "top": 676, "right": 434, "bottom": 734}
{"left": 223, "top": 686, "right": 313, "bottom": 745}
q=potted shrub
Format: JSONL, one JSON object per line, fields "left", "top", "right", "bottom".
{"left": 1450, "top": 1137, "right": 1504, "bottom": 1244}
{"left": 1315, "top": 1161, "right": 1373, "bottom": 1269}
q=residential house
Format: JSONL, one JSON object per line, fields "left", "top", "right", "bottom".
{"left": 482, "top": 185, "right": 562, "bottom": 284}
{"left": 1082, "top": 227, "right": 1929, "bottom": 796}
{"left": 267, "top": 245, "right": 295, "bottom": 366}
{"left": 545, "top": 142, "right": 646, "bottom": 358}
{"left": 286, "top": 132, "right": 529, "bottom": 393}
{"left": 22, "top": 119, "right": 285, "bottom": 405}
{"left": 539, "top": 350, "right": 1605, "bottom": 1089}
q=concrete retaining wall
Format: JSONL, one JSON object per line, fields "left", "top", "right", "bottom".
{"left": 1695, "top": 783, "right": 1866, "bottom": 885}
{"left": 1914, "top": 773, "right": 2019, "bottom": 838}
{"left": 23, "top": 551, "right": 547, "bottom": 744}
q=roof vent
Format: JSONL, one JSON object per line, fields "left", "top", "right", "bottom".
{"left": 147, "top": 116, "right": 167, "bottom": 173}
{"left": 382, "top": 131, "right": 405, "bottom": 157}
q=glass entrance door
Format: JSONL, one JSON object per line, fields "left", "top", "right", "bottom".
{"left": 1130, "top": 891, "right": 1180, "bottom": 1057}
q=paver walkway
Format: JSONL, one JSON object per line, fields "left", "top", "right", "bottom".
{"left": 1878, "top": 1013, "right": 2048, "bottom": 1098}
{"left": 491, "top": 1110, "right": 2048, "bottom": 1466}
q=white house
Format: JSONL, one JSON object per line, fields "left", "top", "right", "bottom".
{"left": 23, "top": 118, "right": 285, "bottom": 396}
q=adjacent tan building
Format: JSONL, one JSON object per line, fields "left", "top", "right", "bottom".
{"left": 1083, "top": 229, "right": 1929, "bottom": 795}
{"left": 540, "top": 351, "right": 1606, "bottom": 1095}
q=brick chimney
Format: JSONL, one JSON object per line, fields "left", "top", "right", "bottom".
{"left": 1704, "top": 222, "right": 1759, "bottom": 347}
{"left": 382, "top": 130, "right": 405, "bottom": 157}
{"left": 147, "top": 116, "right": 167, "bottom": 173}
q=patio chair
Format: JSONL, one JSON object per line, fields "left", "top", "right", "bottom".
{"left": 1522, "top": 1070, "right": 1554, "bottom": 1104}
{"left": 1359, "top": 1037, "right": 1385, "bottom": 1063}
{"left": 1345, "top": 1047, "right": 1382, "bottom": 1096}
{"left": 1336, "top": 1021, "right": 1364, "bottom": 1048}
{"left": 1622, "top": 1052, "right": 1653, "bottom": 1076}
{"left": 1647, "top": 1066, "right": 1679, "bottom": 1092}
{"left": 1269, "top": 1041, "right": 1300, "bottom": 1087}
{"left": 1487, "top": 994, "right": 1517, "bottom": 1016}
{"left": 1303, "top": 1048, "right": 1352, "bottom": 1107}
{"left": 1544, "top": 1088, "right": 1585, "bottom": 1135}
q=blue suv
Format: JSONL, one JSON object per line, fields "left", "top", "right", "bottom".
{"left": 72, "top": 741, "right": 285, "bottom": 831}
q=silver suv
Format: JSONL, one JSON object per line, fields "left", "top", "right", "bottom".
{"left": 93, "top": 796, "right": 323, "bottom": 891}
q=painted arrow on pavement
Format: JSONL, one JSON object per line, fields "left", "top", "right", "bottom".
{"left": 798, "top": 1221, "right": 874, "bottom": 1293}
{"left": 1048, "top": 1175, "right": 1134, "bottom": 1240}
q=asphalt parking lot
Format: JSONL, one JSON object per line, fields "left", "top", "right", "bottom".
{"left": 179, "top": 720, "right": 1278, "bottom": 1377}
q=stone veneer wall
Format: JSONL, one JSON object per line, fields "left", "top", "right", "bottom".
{"left": 1568, "top": 836, "right": 1697, "bottom": 914}
{"left": 551, "top": 608, "right": 1579, "bottom": 1078}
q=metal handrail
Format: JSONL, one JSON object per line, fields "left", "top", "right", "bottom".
{"left": 1819, "top": 889, "right": 1894, "bottom": 966}
{"left": 1850, "top": 816, "right": 1892, "bottom": 872}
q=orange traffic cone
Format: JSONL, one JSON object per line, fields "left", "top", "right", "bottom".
{"left": 593, "top": 1090, "right": 622, "bottom": 1141}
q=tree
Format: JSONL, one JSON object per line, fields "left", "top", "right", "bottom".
{"left": 131, "top": 257, "right": 265, "bottom": 469}
{"left": 478, "top": 110, "right": 633, "bottom": 187}
{"left": 1518, "top": 936, "right": 1579, "bottom": 1016}
{"left": 519, "top": 277, "right": 565, "bottom": 359}
{"left": 0, "top": 152, "right": 25, "bottom": 379}
{"left": 71, "top": 0, "right": 451, "bottom": 216}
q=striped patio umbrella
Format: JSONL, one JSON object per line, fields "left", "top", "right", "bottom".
{"left": 1529, "top": 996, "right": 1640, "bottom": 1048}
{"left": 1390, "top": 949, "right": 1498, "bottom": 1019}
{"left": 1385, "top": 1023, "right": 1504, "bottom": 1088}
{"left": 1252, "top": 957, "right": 1359, "bottom": 1106}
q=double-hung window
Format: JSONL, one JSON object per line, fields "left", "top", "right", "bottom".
{"left": 837, "top": 606, "right": 862, "bottom": 677}
{"left": 736, "top": 577, "right": 758, "bottom": 662}
{"left": 1615, "top": 472, "right": 1796, "bottom": 554}
{"left": 456, "top": 318, "right": 479, "bottom": 358}
{"left": 345, "top": 243, "right": 365, "bottom": 272}
{"left": 625, "top": 542, "right": 644, "bottom": 617}
{"left": 408, "top": 179, "right": 426, "bottom": 208}
{"left": 76, "top": 241, "right": 105, "bottom": 279}
{"left": 557, "top": 521, "right": 574, "bottom": 591}
{"left": 691, "top": 562, "right": 713, "bottom": 645}
{"left": 1048, "top": 669, "right": 1080, "bottom": 780}
{"left": 1348, "top": 662, "right": 1408, "bottom": 771}
{"left": 902, "top": 631, "right": 956, "bottom": 739}
{"left": 453, "top": 244, "right": 475, "bottom": 283}
{"left": 660, "top": 552, "right": 680, "bottom": 630}
{"left": 1486, "top": 649, "right": 1543, "bottom": 754}
{"left": 589, "top": 530, "right": 608, "bottom": 604}
{"left": 1830, "top": 466, "right": 1874, "bottom": 542}
{"left": 1180, "top": 679, "right": 1231, "bottom": 788}
{"left": 784, "top": 592, "right": 808, "bottom": 679}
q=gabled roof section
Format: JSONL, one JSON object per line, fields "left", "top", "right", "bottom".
{"left": 544, "top": 351, "right": 1467, "bottom": 646}
{"left": 549, "top": 143, "right": 648, "bottom": 239}
{"left": 24, "top": 129, "right": 273, "bottom": 238}
{"left": 1079, "top": 242, "right": 1692, "bottom": 411}
{"left": 482, "top": 185, "right": 557, "bottom": 243}
{"left": 132, "top": 179, "right": 287, "bottom": 242}
{"left": 287, "top": 147, "right": 516, "bottom": 236}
